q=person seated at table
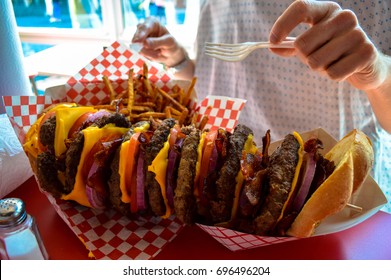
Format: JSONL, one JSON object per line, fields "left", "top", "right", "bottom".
{"left": 132, "top": 0, "right": 391, "bottom": 213}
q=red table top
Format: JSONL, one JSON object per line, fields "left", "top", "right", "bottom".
{"left": 6, "top": 176, "right": 391, "bottom": 260}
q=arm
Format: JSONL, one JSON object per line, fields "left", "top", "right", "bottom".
{"left": 365, "top": 54, "right": 391, "bottom": 133}
{"left": 132, "top": 17, "right": 195, "bottom": 80}
{"left": 269, "top": 0, "right": 391, "bottom": 133}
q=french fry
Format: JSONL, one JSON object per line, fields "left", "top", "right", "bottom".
{"left": 178, "top": 88, "right": 185, "bottom": 105}
{"left": 127, "top": 69, "right": 135, "bottom": 114}
{"left": 167, "top": 106, "right": 182, "bottom": 116}
{"left": 165, "top": 107, "right": 172, "bottom": 119}
{"left": 131, "top": 105, "right": 154, "bottom": 112}
{"left": 178, "top": 108, "right": 189, "bottom": 126}
{"left": 199, "top": 115, "right": 209, "bottom": 131}
{"left": 143, "top": 63, "right": 155, "bottom": 99}
{"left": 101, "top": 65, "right": 197, "bottom": 125}
{"left": 191, "top": 112, "right": 199, "bottom": 126}
{"left": 137, "top": 112, "right": 167, "bottom": 119}
{"left": 134, "top": 102, "right": 156, "bottom": 108}
{"left": 157, "top": 88, "right": 187, "bottom": 112}
{"left": 103, "top": 75, "right": 116, "bottom": 102}
{"left": 183, "top": 77, "right": 197, "bottom": 107}
{"left": 156, "top": 94, "right": 163, "bottom": 113}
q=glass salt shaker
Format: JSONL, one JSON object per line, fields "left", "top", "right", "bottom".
{"left": 0, "top": 198, "right": 48, "bottom": 260}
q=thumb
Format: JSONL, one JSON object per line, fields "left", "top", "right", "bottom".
{"left": 145, "top": 34, "right": 178, "bottom": 50}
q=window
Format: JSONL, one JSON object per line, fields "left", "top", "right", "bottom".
{"left": 13, "top": 0, "right": 199, "bottom": 53}
{"left": 12, "top": 0, "right": 199, "bottom": 94}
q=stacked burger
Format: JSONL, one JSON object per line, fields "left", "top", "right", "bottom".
{"left": 24, "top": 103, "right": 374, "bottom": 237}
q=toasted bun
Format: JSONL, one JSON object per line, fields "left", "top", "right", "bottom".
{"left": 287, "top": 129, "right": 374, "bottom": 237}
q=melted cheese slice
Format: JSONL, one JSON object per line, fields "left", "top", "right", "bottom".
{"left": 23, "top": 114, "right": 45, "bottom": 159}
{"left": 148, "top": 135, "right": 171, "bottom": 218}
{"left": 230, "top": 134, "right": 258, "bottom": 221}
{"left": 23, "top": 103, "right": 77, "bottom": 158}
{"left": 61, "top": 125, "right": 128, "bottom": 207}
{"left": 193, "top": 131, "right": 206, "bottom": 198}
{"left": 119, "top": 140, "right": 132, "bottom": 203}
{"left": 54, "top": 106, "right": 97, "bottom": 157}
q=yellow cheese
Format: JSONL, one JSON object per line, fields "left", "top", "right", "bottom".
{"left": 54, "top": 106, "right": 97, "bottom": 157}
{"left": 230, "top": 134, "right": 257, "bottom": 221}
{"left": 276, "top": 131, "right": 304, "bottom": 223}
{"left": 23, "top": 114, "right": 45, "bottom": 159}
{"left": 243, "top": 134, "right": 258, "bottom": 155}
{"left": 194, "top": 132, "right": 206, "bottom": 194}
{"left": 133, "top": 122, "right": 150, "bottom": 133}
{"left": 118, "top": 140, "right": 131, "bottom": 203}
{"left": 147, "top": 135, "right": 171, "bottom": 218}
{"left": 23, "top": 103, "right": 77, "bottom": 158}
{"left": 61, "top": 125, "right": 128, "bottom": 207}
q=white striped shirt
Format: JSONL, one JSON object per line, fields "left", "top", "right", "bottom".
{"left": 194, "top": 0, "right": 391, "bottom": 212}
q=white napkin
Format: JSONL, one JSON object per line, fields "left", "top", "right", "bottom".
{"left": 0, "top": 114, "right": 33, "bottom": 198}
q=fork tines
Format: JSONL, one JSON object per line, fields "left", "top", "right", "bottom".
{"left": 204, "top": 39, "right": 295, "bottom": 62}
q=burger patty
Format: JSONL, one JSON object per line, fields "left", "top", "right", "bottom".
{"left": 39, "top": 116, "right": 56, "bottom": 151}
{"left": 93, "top": 112, "right": 131, "bottom": 129}
{"left": 65, "top": 117, "right": 129, "bottom": 195}
{"left": 210, "top": 124, "right": 253, "bottom": 223}
{"left": 65, "top": 132, "right": 85, "bottom": 194}
{"left": 254, "top": 134, "right": 300, "bottom": 235}
{"left": 36, "top": 151, "right": 67, "bottom": 197}
{"left": 145, "top": 118, "right": 176, "bottom": 216}
{"left": 108, "top": 146, "right": 131, "bottom": 217}
{"left": 174, "top": 126, "right": 200, "bottom": 224}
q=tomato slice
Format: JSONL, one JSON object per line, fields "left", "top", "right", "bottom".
{"left": 198, "top": 130, "right": 218, "bottom": 198}
{"left": 82, "top": 132, "right": 123, "bottom": 179}
{"left": 168, "top": 124, "right": 186, "bottom": 147}
{"left": 68, "top": 112, "right": 94, "bottom": 139}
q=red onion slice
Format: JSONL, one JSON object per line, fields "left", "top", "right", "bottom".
{"left": 291, "top": 152, "right": 317, "bottom": 212}
{"left": 166, "top": 138, "right": 184, "bottom": 209}
{"left": 208, "top": 143, "right": 218, "bottom": 172}
{"left": 86, "top": 184, "right": 107, "bottom": 209}
{"left": 85, "top": 161, "right": 107, "bottom": 209}
{"left": 136, "top": 149, "right": 146, "bottom": 211}
{"left": 88, "top": 110, "right": 111, "bottom": 121}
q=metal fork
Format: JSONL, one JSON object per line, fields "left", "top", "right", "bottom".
{"left": 204, "top": 37, "right": 296, "bottom": 62}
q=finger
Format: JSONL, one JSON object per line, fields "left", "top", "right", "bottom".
{"left": 295, "top": 9, "right": 359, "bottom": 57}
{"left": 132, "top": 17, "right": 165, "bottom": 43}
{"left": 325, "top": 43, "right": 375, "bottom": 81}
{"left": 145, "top": 34, "right": 178, "bottom": 50}
{"left": 139, "top": 48, "right": 162, "bottom": 61}
{"left": 270, "top": 0, "right": 341, "bottom": 44}
{"left": 305, "top": 28, "right": 366, "bottom": 71}
{"left": 269, "top": 48, "right": 297, "bottom": 57}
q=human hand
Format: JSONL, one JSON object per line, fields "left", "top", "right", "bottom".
{"left": 269, "top": 0, "right": 384, "bottom": 91}
{"left": 132, "top": 17, "right": 187, "bottom": 68}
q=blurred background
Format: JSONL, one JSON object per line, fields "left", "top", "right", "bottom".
{"left": 11, "top": 0, "right": 199, "bottom": 95}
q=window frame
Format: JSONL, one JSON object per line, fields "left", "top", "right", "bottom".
{"left": 17, "top": 0, "right": 126, "bottom": 46}
{"left": 16, "top": 0, "right": 199, "bottom": 56}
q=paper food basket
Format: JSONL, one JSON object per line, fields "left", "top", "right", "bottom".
{"left": 3, "top": 41, "right": 387, "bottom": 259}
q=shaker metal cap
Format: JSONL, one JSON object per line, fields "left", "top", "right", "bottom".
{"left": 0, "top": 198, "right": 27, "bottom": 227}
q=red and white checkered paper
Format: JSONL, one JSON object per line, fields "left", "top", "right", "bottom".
{"left": 3, "top": 41, "right": 386, "bottom": 257}
{"left": 197, "top": 224, "right": 297, "bottom": 251}
{"left": 3, "top": 41, "right": 252, "bottom": 259}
